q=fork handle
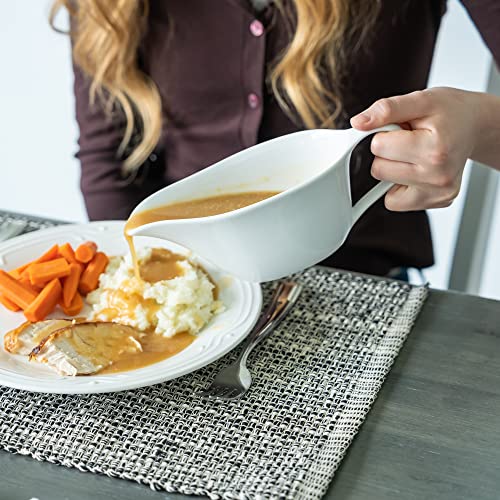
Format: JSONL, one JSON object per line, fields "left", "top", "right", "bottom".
{"left": 237, "top": 281, "right": 302, "bottom": 365}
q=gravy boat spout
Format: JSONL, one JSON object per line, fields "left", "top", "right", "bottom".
{"left": 128, "top": 124, "right": 400, "bottom": 282}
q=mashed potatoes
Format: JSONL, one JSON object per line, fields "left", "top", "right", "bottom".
{"left": 86, "top": 248, "right": 223, "bottom": 337}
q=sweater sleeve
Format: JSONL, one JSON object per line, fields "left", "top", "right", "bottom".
{"left": 73, "top": 63, "right": 165, "bottom": 221}
{"left": 460, "top": 0, "right": 500, "bottom": 65}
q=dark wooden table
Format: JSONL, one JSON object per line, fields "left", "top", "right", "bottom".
{"left": 0, "top": 214, "right": 499, "bottom": 500}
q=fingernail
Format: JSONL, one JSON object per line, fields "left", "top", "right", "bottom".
{"left": 353, "top": 112, "right": 371, "bottom": 124}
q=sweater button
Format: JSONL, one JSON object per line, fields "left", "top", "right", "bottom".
{"left": 247, "top": 93, "right": 260, "bottom": 109}
{"left": 249, "top": 19, "right": 264, "bottom": 37}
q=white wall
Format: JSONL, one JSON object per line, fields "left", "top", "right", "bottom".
{"left": 0, "top": 1, "right": 498, "bottom": 296}
{"left": 0, "top": 2, "right": 86, "bottom": 222}
{"left": 422, "top": 0, "right": 493, "bottom": 291}
{"left": 481, "top": 186, "right": 500, "bottom": 299}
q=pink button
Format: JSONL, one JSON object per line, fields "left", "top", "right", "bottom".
{"left": 249, "top": 19, "right": 264, "bottom": 37}
{"left": 247, "top": 93, "right": 260, "bottom": 109}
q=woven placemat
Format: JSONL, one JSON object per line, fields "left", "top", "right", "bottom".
{"left": 0, "top": 210, "right": 67, "bottom": 233}
{"left": 0, "top": 211, "right": 428, "bottom": 499}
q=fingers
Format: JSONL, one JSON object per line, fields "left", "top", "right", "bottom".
{"left": 371, "top": 146, "right": 463, "bottom": 192}
{"left": 384, "top": 184, "right": 458, "bottom": 212}
{"left": 371, "top": 157, "right": 459, "bottom": 207}
{"left": 371, "top": 158, "right": 420, "bottom": 186}
{"left": 351, "top": 91, "right": 433, "bottom": 130}
{"left": 373, "top": 161, "right": 462, "bottom": 210}
{"left": 350, "top": 88, "right": 471, "bottom": 211}
{"left": 370, "top": 129, "right": 431, "bottom": 165}
{"left": 371, "top": 153, "right": 463, "bottom": 211}
{"left": 384, "top": 185, "right": 425, "bottom": 212}
{"left": 368, "top": 127, "right": 463, "bottom": 210}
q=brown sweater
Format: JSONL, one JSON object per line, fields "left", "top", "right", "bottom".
{"left": 73, "top": 0, "right": 500, "bottom": 276}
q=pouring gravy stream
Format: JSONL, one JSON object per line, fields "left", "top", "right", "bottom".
{"left": 125, "top": 191, "right": 280, "bottom": 280}
{"left": 103, "top": 191, "right": 279, "bottom": 375}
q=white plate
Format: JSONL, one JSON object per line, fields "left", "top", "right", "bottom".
{"left": 0, "top": 221, "right": 262, "bottom": 394}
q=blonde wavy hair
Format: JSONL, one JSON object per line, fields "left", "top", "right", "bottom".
{"left": 50, "top": 0, "right": 380, "bottom": 172}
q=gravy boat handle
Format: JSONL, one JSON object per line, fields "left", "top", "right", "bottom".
{"left": 346, "top": 124, "right": 402, "bottom": 224}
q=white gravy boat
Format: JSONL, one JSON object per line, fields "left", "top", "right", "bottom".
{"left": 128, "top": 124, "right": 400, "bottom": 282}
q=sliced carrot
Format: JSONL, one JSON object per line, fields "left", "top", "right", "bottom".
{"left": 58, "top": 243, "right": 84, "bottom": 274}
{"left": 11, "top": 244, "right": 60, "bottom": 278}
{"left": 79, "top": 252, "right": 109, "bottom": 294}
{"left": 20, "top": 267, "right": 32, "bottom": 280}
{"left": 19, "top": 277, "right": 42, "bottom": 295}
{"left": 0, "top": 270, "right": 38, "bottom": 310}
{"left": 11, "top": 263, "right": 30, "bottom": 276}
{"left": 8, "top": 269, "right": 22, "bottom": 280}
{"left": 6, "top": 272, "right": 40, "bottom": 303}
{"left": 60, "top": 291, "right": 83, "bottom": 316}
{"left": 36, "top": 244, "right": 60, "bottom": 263}
{"left": 24, "top": 278, "right": 62, "bottom": 322}
{"left": 59, "top": 243, "right": 78, "bottom": 264}
{"left": 0, "top": 294, "right": 22, "bottom": 312}
{"left": 29, "top": 258, "right": 71, "bottom": 287}
{"left": 62, "top": 263, "right": 82, "bottom": 308}
{"left": 75, "top": 241, "right": 98, "bottom": 264}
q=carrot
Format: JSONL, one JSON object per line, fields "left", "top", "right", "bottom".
{"left": 6, "top": 272, "right": 40, "bottom": 302}
{"left": 62, "top": 263, "right": 82, "bottom": 308}
{"left": 59, "top": 243, "right": 84, "bottom": 274}
{"left": 60, "top": 291, "right": 83, "bottom": 316}
{"left": 79, "top": 252, "right": 109, "bottom": 294}
{"left": 59, "top": 243, "right": 78, "bottom": 264}
{"left": 11, "top": 263, "right": 30, "bottom": 276}
{"left": 29, "top": 258, "right": 70, "bottom": 287}
{"left": 8, "top": 269, "right": 22, "bottom": 280}
{"left": 0, "top": 270, "right": 38, "bottom": 310}
{"left": 20, "top": 267, "right": 32, "bottom": 281}
{"left": 0, "top": 294, "right": 22, "bottom": 312}
{"left": 36, "top": 244, "right": 60, "bottom": 263}
{"left": 11, "top": 244, "right": 60, "bottom": 277}
{"left": 75, "top": 241, "right": 97, "bottom": 264}
{"left": 19, "top": 277, "right": 42, "bottom": 295}
{"left": 24, "top": 278, "right": 62, "bottom": 322}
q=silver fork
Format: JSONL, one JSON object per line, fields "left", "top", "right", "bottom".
{"left": 0, "top": 220, "right": 27, "bottom": 243}
{"left": 196, "top": 280, "right": 303, "bottom": 401}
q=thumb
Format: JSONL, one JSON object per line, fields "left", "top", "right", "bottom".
{"left": 350, "top": 91, "right": 431, "bottom": 131}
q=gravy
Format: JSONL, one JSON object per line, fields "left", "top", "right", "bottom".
{"left": 140, "top": 247, "right": 185, "bottom": 283}
{"left": 125, "top": 191, "right": 280, "bottom": 280}
{"left": 102, "top": 191, "right": 276, "bottom": 373}
{"left": 99, "top": 330, "right": 194, "bottom": 374}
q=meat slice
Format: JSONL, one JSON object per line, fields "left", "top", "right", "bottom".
{"left": 30, "top": 322, "right": 144, "bottom": 376}
{"left": 4, "top": 319, "right": 83, "bottom": 355}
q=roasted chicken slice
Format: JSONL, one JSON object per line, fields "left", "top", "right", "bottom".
{"left": 29, "top": 322, "right": 144, "bottom": 376}
{"left": 4, "top": 319, "right": 84, "bottom": 355}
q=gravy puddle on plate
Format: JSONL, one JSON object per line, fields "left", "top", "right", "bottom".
{"left": 99, "top": 330, "right": 194, "bottom": 374}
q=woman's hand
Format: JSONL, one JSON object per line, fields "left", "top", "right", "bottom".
{"left": 350, "top": 87, "right": 497, "bottom": 211}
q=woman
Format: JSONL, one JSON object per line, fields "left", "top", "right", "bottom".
{"left": 51, "top": 0, "right": 500, "bottom": 278}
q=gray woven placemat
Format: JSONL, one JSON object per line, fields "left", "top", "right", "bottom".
{"left": 0, "top": 210, "right": 67, "bottom": 233}
{"left": 0, "top": 211, "right": 428, "bottom": 499}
